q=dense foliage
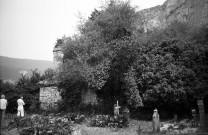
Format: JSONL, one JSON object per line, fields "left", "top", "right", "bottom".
{"left": 0, "top": 68, "right": 56, "bottom": 113}
{"left": 58, "top": 0, "right": 143, "bottom": 113}
{"left": 56, "top": 0, "right": 208, "bottom": 117}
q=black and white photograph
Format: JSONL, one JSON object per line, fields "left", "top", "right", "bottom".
{"left": 0, "top": 0, "right": 208, "bottom": 134}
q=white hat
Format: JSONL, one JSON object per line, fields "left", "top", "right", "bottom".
{"left": 1, "top": 95, "right": 5, "bottom": 98}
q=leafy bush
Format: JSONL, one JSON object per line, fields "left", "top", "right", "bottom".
{"left": 90, "top": 115, "right": 129, "bottom": 128}
{"left": 19, "top": 127, "right": 35, "bottom": 135}
{"left": 69, "top": 113, "right": 86, "bottom": 124}
{"left": 7, "top": 116, "right": 33, "bottom": 130}
{"left": 31, "top": 114, "right": 72, "bottom": 135}
{"left": 177, "top": 119, "right": 191, "bottom": 130}
{"left": 90, "top": 115, "right": 109, "bottom": 127}
{"left": 7, "top": 114, "right": 73, "bottom": 135}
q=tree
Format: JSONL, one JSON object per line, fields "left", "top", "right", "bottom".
{"left": 133, "top": 38, "right": 208, "bottom": 116}
{"left": 42, "top": 68, "right": 57, "bottom": 81}
{"left": 57, "top": 0, "right": 208, "bottom": 117}
{"left": 0, "top": 69, "right": 47, "bottom": 113}
{"left": 57, "top": 0, "right": 143, "bottom": 112}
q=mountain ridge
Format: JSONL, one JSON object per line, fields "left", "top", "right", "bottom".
{"left": 0, "top": 55, "right": 53, "bottom": 81}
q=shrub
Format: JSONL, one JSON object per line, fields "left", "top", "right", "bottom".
{"left": 90, "top": 114, "right": 129, "bottom": 128}
{"left": 19, "top": 127, "right": 35, "bottom": 135}
{"left": 7, "top": 116, "right": 33, "bottom": 130}
{"left": 7, "top": 114, "right": 73, "bottom": 135}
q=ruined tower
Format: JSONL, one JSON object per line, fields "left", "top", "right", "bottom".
{"left": 53, "top": 39, "right": 63, "bottom": 69}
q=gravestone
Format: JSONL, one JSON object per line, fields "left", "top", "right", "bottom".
{"left": 205, "top": 114, "right": 208, "bottom": 127}
{"left": 191, "top": 109, "right": 198, "bottom": 127}
{"left": 174, "top": 114, "right": 178, "bottom": 123}
{"left": 197, "top": 100, "right": 205, "bottom": 127}
{"left": 114, "top": 101, "right": 120, "bottom": 117}
{"left": 205, "top": 114, "right": 208, "bottom": 126}
{"left": 136, "top": 125, "right": 142, "bottom": 135}
{"left": 152, "top": 108, "right": 160, "bottom": 132}
{"left": 123, "top": 107, "right": 130, "bottom": 123}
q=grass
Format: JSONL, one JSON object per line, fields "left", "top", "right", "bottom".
{"left": 74, "top": 120, "right": 153, "bottom": 135}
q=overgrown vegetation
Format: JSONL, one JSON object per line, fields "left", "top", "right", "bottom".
{"left": 0, "top": 68, "right": 56, "bottom": 113}
{"left": 1, "top": 0, "right": 208, "bottom": 119}
{"left": 7, "top": 114, "right": 73, "bottom": 135}
{"left": 56, "top": 0, "right": 208, "bottom": 118}
{"left": 57, "top": 0, "right": 143, "bottom": 114}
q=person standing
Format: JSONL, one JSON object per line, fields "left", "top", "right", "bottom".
{"left": 0, "top": 94, "right": 8, "bottom": 129}
{"left": 17, "top": 96, "right": 25, "bottom": 117}
{"left": 152, "top": 108, "right": 160, "bottom": 132}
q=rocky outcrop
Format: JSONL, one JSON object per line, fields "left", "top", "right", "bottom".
{"left": 138, "top": 0, "right": 208, "bottom": 32}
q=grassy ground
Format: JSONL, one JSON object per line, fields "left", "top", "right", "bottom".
{"left": 1, "top": 114, "right": 207, "bottom": 135}
{"left": 77, "top": 120, "right": 152, "bottom": 135}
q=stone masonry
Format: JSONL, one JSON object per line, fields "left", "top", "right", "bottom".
{"left": 39, "top": 86, "right": 61, "bottom": 110}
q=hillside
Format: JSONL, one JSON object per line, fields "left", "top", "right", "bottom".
{"left": 0, "top": 56, "right": 53, "bottom": 81}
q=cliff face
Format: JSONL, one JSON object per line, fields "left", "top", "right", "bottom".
{"left": 138, "top": 0, "right": 208, "bottom": 32}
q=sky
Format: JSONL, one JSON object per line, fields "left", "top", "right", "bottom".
{"left": 0, "top": 0, "right": 166, "bottom": 61}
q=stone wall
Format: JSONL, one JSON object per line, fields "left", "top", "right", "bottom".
{"left": 39, "top": 86, "right": 62, "bottom": 110}
{"left": 81, "top": 89, "right": 98, "bottom": 105}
